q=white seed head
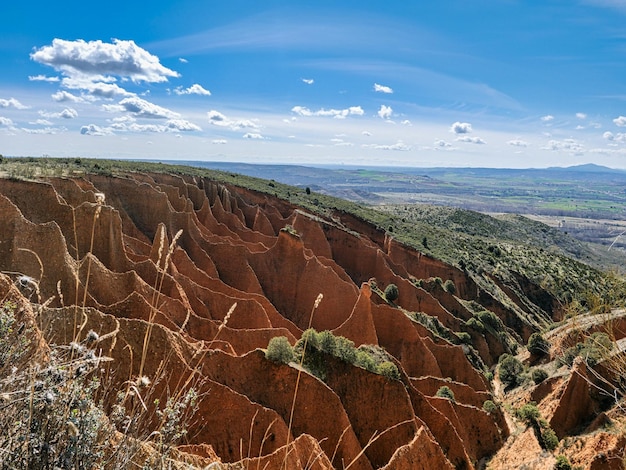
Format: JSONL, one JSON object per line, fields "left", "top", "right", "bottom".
{"left": 136, "top": 376, "right": 151, "bottom": 388}
{"left": 85, "top": 330, "right": 99, "bottom": 343}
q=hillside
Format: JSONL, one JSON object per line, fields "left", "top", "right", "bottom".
{"left": 0, "top": 158, "right": 625, "bottom": 469}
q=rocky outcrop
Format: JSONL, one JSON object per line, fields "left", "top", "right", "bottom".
{"left": 0, "top": 171, "right": 534, "bottom": 468}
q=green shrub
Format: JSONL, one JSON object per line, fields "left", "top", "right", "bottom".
{"left": 443, "top": 279, "right": 456, "bottom": 294}
{"left": 318, "top": 330, "right": 338, "bottom": 355}
{"left": 293, "top": 329, "right": 399, "bottom": 380}
{"left": 355, "top": 350, "right": 376, "bottom": 371}
{"left": 559, "top": 332, "right": 613, "bottom": 367}
{"left": 515, "top": 403, "right": 540, "bottom": 423}
{"left": 466, "top": 317, "right": 485, "bottom": 334}
{"left": 554, "top": 455, "right": 572, "bottom": 470}
{"left": 540, "top": 420, "right": 559, "bottom": 450}
{"left": 456, "top": 331, "right": 472, "bottom": 345}
{"left": 498, "top": 354, "right": 524, "bottom": 387}
{"left": 384, "top": 283, "right": 399, "bottom": 302}
{"left": 476, "top": 310, "right": 502, "bottom": 330}
{"left": 376, "top": 361, "right": 400, "bottom": 380}
{"left": 515, "top": 403, "right": 559, "bottom": 451}
{"left": 531, "top": 368, "right": 549, "bottom": 384}
{"left": 435, "top": 385, "right": 456, "bottom": 402}
{"left": 265, "top": 336, "right": 294, "bottom": 364}
{"left": 528, "top": 332, "right": 550, "bottom": 356}
{"left": 334, "top": 335, "right": 357, "bottom": 363}
{"left": 483, "top": 400, "right": 497, "bottom": 414}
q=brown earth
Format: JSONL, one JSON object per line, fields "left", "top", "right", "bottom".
{"left": 0, "top": 171, "right": 621, "bottom": 469}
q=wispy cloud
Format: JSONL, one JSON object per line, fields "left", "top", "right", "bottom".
{"left": 292, "top": 105, "right": 364, "bottom": 119}
{"left": 28, "top": 75, "right": 60, "bottom": 83}
{"left": 456, "top": 136, "right": 486, "bottom": 144}
{"left": 507, "top": 138, "right": 529, "bottom": 147}
{"left": 581, "top": 0, "right": 626, "bottom": 13}
{"left": 61, "top": 77, "right": 133, "bottom": 98}
{"left": 301, "top": 78, "right": 314, "bottom": 85}
{"left": 541, "top": 115, "right": 554, "bottom": 122}
{"left": 363, "top": 140, "right": 411, "bottom": 151}
{"left": 0, "top": 98, "right": 29, "bottom": 109}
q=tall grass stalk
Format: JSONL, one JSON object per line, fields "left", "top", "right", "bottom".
{"left": 282, "top": 293, "right": 323, "bottom": 470}
{"left": 139, "top": 229, "right": 182, "bottom": 379}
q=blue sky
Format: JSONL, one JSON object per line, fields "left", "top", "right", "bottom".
{"left": 2, "top": 0, "right": 626, "bottom": 168}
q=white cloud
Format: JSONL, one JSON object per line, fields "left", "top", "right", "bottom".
{"left": 374, "top": 83, "right": 393, "bottom": 94}
{"left": 207, "top": 110, "right": 228, "bottom": 123}
{"left": 434, "top": 140, "right": 453, "bottom": 148}
{"left": 456, "top": 136, "right": 486, "bottom": 144}
{"left": 541, "top": 115, "right": 554, "bottom": 122}
{"left": 28, "top": 74, "right": 60, "bottom": 82}
{"left": 362, "top": 131, "right": 371, "bottom": 136}
{"left": 0, "top": 98, "right": 29, "bottom": 109}
{"left": 401, "top": 120, "right": 412, "bottom": 126}
{"left": 179, "top": 57, "right": 188, "bottom": 63}
{"left": 291, "top": 105, "right": 364, "bottom": 119}
{"left": 363, "top": 140, "right": 411, "bottom": 151}
{"left": 106, "top": 116, "right": 199, "bottom": 133}
{"left": 80, "top": 124, "right": 113, "bottom": 136}
{"left": 604, "top": 131, "right": 626, "bottom": 143}
{"left": 39, "top": 108, "right": 78, "bottom": 119}
{"left": 118, "top": 96, "right": 180, "bottom": 119}
{"left": 542, "top": 138, "right": 584, "bottom": 153}
{"left": 174, "top": 84, "right": 211, "bottom": 96}
{"left": 30, "top": 119, "right": 53, "bottom": 126}
{"left": 302, "top": 78, "right": 314, "bottom": 85}
{"left": 614, "top": 116, "right": 626, "bottom": 127}
{"left": 166, "top": 119, "right": 202, "bottom": 131}
{"left": 61, "top": 77, "right": 132, "bottom": 98}
{"left": 0, "top": 117, "right": 14, "bottom": 126}
{"left": 60, "top": 108, "right": 78, "bottom": 119}
{"left": 21, "top": 126, "right": 65, "bottom": 134}
{"left": 207, "top": 110, "right": 259, "bottom": 130}
{"left": 51, "top": 90, "right": 84, "bottom": 103}
{"left": 243, "top": 132, "right": 265, "bottom": 139}
{"left": 450, "top": 121, "right": 472, "bottom": 134}
{"left": 507, "top": 139, "right": 529, "bottom": 147}
{"left": 31, "top": 38, "right": 179, "bottom": 83}
{"left": 576, "top": 112, "right": 587, "bottom": 119}
{"left": 378, "top": 105, "right": 393, "bottom": 120}
{"left": 212, "top": 139, "right": 228, "bottom": 144}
